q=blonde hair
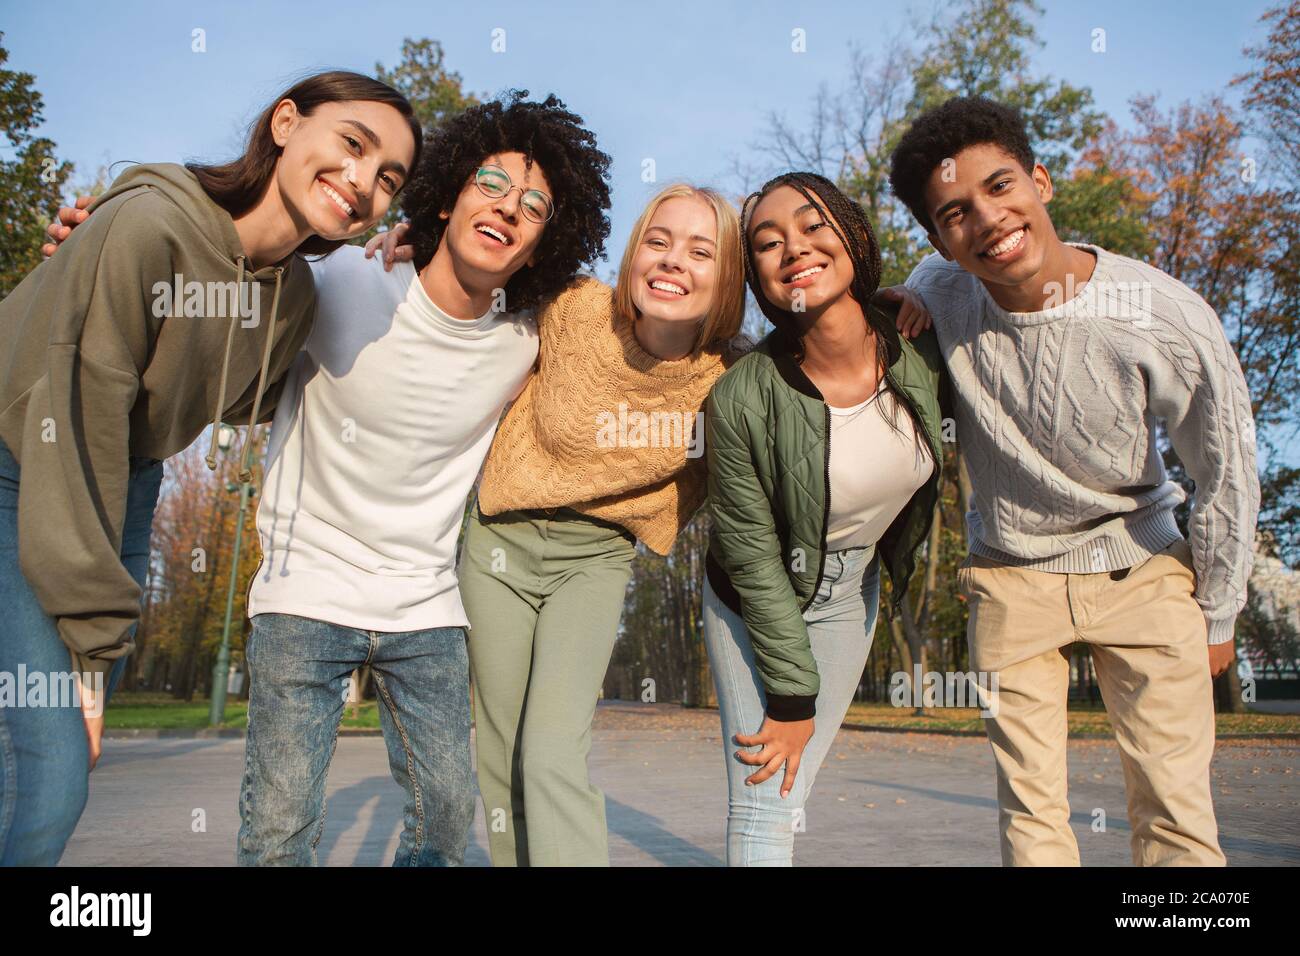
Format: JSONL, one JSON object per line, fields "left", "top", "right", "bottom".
{"left": 613, "top": 183, "right": 745, "bottom": 355}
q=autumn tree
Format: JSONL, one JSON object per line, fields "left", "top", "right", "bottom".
{"left": 133, "top": 432, "right": 267, "bottom": 699}
{"left": 750, "top": 0, "right": 1112, "bottom": 285}
{"left": 371, "top": 37, "right": 480, "bottom": 232}
{"left": 608, "top": 515, "right": 713, "bottom": 707}
{"left": 0, "top": 34, "right": 73, "bottom": 296}
{"left": 1097, "top": 95, "right": 1298, "bottom": 444}
{"left": 1235, "top": 1, "right": 1300, "bottom": 186}
{"left": 375, "top": 37, "right": 479, "bottom": 132}
{"left": 1234, "top": 1, "right": 1300, "bottom": 568}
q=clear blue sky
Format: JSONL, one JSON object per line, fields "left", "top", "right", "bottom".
{"left": 5, "top": 1, "right": 1290, "bottom": 459}
{"left": 5, "top": 0, "right": 1277, "bottom": 260}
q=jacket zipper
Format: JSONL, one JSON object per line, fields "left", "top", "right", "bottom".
{"left": 802, "top": 402, "right": 832, "bottom": 613}
{"left": 795, "top": 342, "right": 936, "bottom": 617}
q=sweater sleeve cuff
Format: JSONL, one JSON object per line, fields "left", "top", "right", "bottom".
{"left": 764, "top": 693, "right": 816, "bottom": 722}
{"left": 70, "top": 653, "right": 114, "bottom": 707}
{"left": 1206, "top": 615, "right": 1236, "bottom": 646}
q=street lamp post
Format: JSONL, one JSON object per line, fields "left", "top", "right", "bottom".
{"left": 209, "top": 425, "right": 254, "bottom": 727}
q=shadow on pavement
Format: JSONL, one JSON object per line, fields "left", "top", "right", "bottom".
{"left": 606, "top": 797, "right": 722, "bottom": 866}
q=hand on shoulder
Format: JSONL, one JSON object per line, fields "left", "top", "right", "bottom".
{"left": 722, "top": 332, "right": 758, "bottom": 367}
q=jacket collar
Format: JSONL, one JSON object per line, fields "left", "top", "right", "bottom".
{"left": 765, "top": 304, "right": 906, "bottom": 400}
{"left": 769, "top": 329, "right": 822, "bottom": 399}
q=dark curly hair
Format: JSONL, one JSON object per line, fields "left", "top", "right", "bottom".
{"left": 400, "top": 90, "right": 612, "bottom": 313}
{"left": 889, "top": 95, "right": 1035, "bottom": 232}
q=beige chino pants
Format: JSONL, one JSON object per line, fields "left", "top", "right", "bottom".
{"left": 959, "top": 538, "right": 1225, "bottom": 867}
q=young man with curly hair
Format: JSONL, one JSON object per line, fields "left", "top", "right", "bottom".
{"left": 888, "top": 96, "right": 1259, "bottom": 867}
{"left": 235, "top": 91, "right": 612, "bottom": 866}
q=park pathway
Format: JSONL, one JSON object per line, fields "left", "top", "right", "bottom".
{"left": 62, "top": 702, "right": 1300, "bottom": 866}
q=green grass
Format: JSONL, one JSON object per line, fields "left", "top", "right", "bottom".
{"left": 843, "top": 701, "right": 1300, "bottom": 736}
{"left": 105, "top": 691, "right": 1300, "bottom": 736}
{"left": 105, "top": 692, "right": 382, "bottom": 731}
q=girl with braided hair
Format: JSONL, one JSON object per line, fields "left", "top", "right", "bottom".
{"left": 702, "top": 171, "right": 949, "bottom": 865}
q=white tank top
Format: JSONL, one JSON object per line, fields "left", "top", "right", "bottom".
{"left": 825, "top": 382, "right": 934, "bottom": 550}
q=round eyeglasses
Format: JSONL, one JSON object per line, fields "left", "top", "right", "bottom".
{"left": 474, "top": 165, "right": 554, "bottom": 224}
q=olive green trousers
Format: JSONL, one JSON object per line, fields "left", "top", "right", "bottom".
{"left": 458, "top": 503, "right": 635, "bottom": 867}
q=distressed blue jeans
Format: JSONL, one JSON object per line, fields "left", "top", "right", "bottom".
{"left": 0, "top": 438, "right": 162, "bottom": 866}
{"left": 703, "top": 545, "right": 881, "bottom": 866}
{"left": 237, "top": 613, "right": 475, "bottom": 866}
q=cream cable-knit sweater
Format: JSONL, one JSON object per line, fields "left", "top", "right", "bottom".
{"left": 906, "top": 244, "right": 1260, "bottom": 643}
{"left": 477, "top": 276, "right": 741, "bottom": 555}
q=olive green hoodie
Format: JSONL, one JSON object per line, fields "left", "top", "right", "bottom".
{"left": 0, "top": 162, "right": 316, "bottom": 681}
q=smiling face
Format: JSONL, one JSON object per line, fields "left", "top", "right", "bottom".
{"left": 628, "top": 195, "right": 719, "bottom": 327}
{"left": 439, "top": 151, "right": 552, "bottom": 287}
{"left": 747, "top": 185, "right": 855, "bottom": 315}
{"left": 922, "top": 142, "right": 1059, "bottom": 291}
{"left": 272, "top": 98, "right": 416, "bottom": 241}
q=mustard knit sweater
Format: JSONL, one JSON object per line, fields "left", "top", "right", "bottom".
{"left": 476, "top": 276, "right": 740, "bottom": 555}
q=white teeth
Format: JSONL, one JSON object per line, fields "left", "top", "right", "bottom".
{"left": 789, "top": 265, "right": 824, "bottom": 281}
{"left": 650, "top": 280, "right": 687, "bottom": 295}
{"left": 477, "top": 225, "right": 509, "bottom": 244}
{"left": 320, "top": 182, "right": 353, "bottom": 217}
{"left": 986, "top": 228, "right": 1025, "bottom": 257}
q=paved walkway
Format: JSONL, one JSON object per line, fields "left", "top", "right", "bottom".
{"left": 63, "top": 703, "right": 1300, "bottom": 866}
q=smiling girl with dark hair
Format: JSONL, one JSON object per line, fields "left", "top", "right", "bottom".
{"left": 702, "top": 171, "right": 948, "bottom": 866}
{"left": 0, "top": 69, "right": 419, "bottom": 866}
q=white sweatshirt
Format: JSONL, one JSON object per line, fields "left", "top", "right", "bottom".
{"left": 248, "top": 245, "right": 539, "bottom": 631}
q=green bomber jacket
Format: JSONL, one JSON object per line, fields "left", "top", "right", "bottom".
{"left": 705, "top": 301, "right": 949, "bottom": 721}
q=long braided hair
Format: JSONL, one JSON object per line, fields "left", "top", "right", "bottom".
{"left": 741, "top": 171, "right": 918, "bottom": 441}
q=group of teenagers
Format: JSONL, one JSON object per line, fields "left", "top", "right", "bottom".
{"left": 0, "top": 68, "right": 1259, "bottom": 868}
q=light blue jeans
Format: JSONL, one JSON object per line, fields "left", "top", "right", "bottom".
{"left": 237, "top": 613, "right": 475, "bottom": 867}
{"left": 702, "top": 545, "right": 880, "bottom": 866}
{"left": 0, "top": 438, "right": 162, "bottom": 866}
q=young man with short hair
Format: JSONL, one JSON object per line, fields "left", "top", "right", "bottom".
{"left": 889, "top": 95, "right": 1259, "bottom": 866}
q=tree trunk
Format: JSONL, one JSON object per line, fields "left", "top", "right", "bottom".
{"left": 899, "top": 502, "right": 943, "bottom": 716}
{"left": 1214, "top": 666, "right": 1244, "bottom": 713}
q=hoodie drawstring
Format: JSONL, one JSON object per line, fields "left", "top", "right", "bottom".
{"left": 205, "top": 255, "right": 246, "bottom": 471}
{"left": 237, "top": 266, "right": 284, "bottom": 483}
{"left": 203, "top": 255, "right": 285, "bottom": 484}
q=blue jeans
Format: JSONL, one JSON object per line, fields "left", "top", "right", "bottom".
{"left": 0, "top": 438, "right": 162, "bottom": 866}
{"left": 237, "top": 613, "right": 475, "bottom": 866}
{"left": 702, "top": 545, "right": 881, "bottom": 866}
